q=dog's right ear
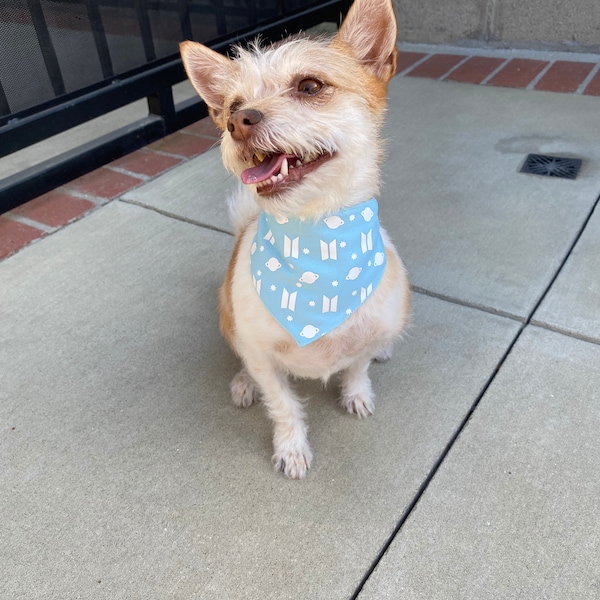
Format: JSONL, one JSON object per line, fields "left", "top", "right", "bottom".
{"left": 180, "top": 42, "right": 234, "bottom": 127}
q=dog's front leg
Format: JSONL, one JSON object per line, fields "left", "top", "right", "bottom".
{"left": 340, "top": 357, "right": 376, "bottom": 418}
{"left": 243, "top": 357, "right": 312, "bottom": 479}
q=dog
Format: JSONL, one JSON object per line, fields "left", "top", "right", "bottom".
{"left": 180, "top": 0, "right": 410, "bottom": 478}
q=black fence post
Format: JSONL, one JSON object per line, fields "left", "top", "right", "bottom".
{"left": 0, "top": 82, "right": 10, "bottom": 117}
{"left": 177, "top": 0, "right": 194, "bottom": 40}
{"left": 26, "top": 0, "right": 66, "bottom": 97}
{"left": 85, "top": 0, "right": 114, "bottom": 79}
{"left": 147, "top": 87, "right": 176, "bottom": 134}
{"left": 135, "top": 0, "right": 157, "bottom": 62}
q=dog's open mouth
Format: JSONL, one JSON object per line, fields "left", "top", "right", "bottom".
{"left": 241, "top": 151, "right": 333, "bottom": 195}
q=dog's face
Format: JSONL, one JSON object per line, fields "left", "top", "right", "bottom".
{"left": 181, "top": 0, "right": 398, "bottom": 216}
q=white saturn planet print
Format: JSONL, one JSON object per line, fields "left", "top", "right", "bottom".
{"left": 265, "top": 257, "right": 282, "bottom": 271}
{"left": 299, "top": 325, "right": 320, "bottom": 339}
{"left": 373, "top": 251, "right": 385, "bottom": 266}
{"left": 323, "top": 215, "right": 344, "bottom": 229}
{"left": 299, "top": 271, "right": 319, "bottom": 284}
{"left": 346, "top": 266, "right": 362, "bottom": 280}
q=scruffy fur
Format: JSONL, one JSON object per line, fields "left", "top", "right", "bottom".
{"left": 180, "top": 0, "right": 410, "bottom": 478}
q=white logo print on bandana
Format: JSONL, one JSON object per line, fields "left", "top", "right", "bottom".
{"left": 250, "top": 198, "right": 387, "bottom": 346}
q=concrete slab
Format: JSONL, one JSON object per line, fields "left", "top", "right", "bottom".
{"left": 0, "top": 202, "right": 520, "bottom": 599}
{"left": 532, "top": 203, "right": 600, "bottom": 343}
{"left": 381, "top": 77, "right": 600, "bottom": 319}
{"left": 122, "top": 147, "right": 235, "bottom": 234}
{"left": 359, "top": 325, "right": 600, "bottom": 599}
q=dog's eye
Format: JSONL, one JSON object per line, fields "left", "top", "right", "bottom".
{"left": 297, "top": 78, "right": 324, "bottom": 95}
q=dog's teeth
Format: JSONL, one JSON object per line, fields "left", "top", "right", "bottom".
{"left": 270, "top": 175, "right": 278, "bottom": 184}
{"left": 280, "top": 157, "right": 288, "bottom": 177}
{"left": 295, "top": 159, "right": 302, "bottom": 168}
{"left": 255, "top": 151, "right": 266, "bottom": 162}
{"left": 276, "top": 174, "right": 284, "bottom": 182}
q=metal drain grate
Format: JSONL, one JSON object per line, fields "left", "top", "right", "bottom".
{"left": 520, "top": 154, "right": 582, "bottom": 179}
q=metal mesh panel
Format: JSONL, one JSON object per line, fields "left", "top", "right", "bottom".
{"left": 98, "top": 3, "right": 147, "bottom": 75}
{"left": 41, "top": 1, "right": 104, "bottom": 94}
{"left": 0, "top": 0, "right": 293, "bottom": 118}
{"left": 0, "top": 1, "right": 55, "bottom": 113}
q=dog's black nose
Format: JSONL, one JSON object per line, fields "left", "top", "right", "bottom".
{"left": 227, "top": 109, "right": 263, "bottom": 142}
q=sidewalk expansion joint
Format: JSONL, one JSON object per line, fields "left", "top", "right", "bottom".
{"left": 352, "top": 191, "right": 600, "bottom": 599}
{"left": 351, "top": 322, "right": 526, "bottom": 599}
{"left": 410, "top": 286, "right": 525, "bottom": 323}
{"left": 527, "top": 321, "right": 600, "bottom": 348}
{"left": 118, "top": 198, "right": 234, "bottom": 236}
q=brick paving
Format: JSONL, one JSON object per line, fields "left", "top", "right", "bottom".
{"left": 486, "top": 58, "right": 549, "bottom": 88}
{"left": 534, "top": 61, "right": 596, "bottom": 93}
{"left": 444, "top": 56, "right": 505, "bottom": 84}
{"left": 406, "top": 53, "right": 467, "bottom": 79}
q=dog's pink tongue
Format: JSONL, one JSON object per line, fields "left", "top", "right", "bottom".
{"left": 241, "top": 153, "right": 289, "bottom": 184}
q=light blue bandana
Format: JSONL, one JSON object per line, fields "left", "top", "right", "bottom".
{"left": 250, "top": 198, "right": 387, "bottom": 346}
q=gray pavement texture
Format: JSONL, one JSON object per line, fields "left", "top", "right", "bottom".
{"left": 1, "top": 75, "right": 599, "bottom": 599}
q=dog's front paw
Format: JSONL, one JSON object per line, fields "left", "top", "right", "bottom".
{"left": 341, "top": 393, "right": 375, "bottom": 419}
{"left": 230, "top": 368, "right": 257, "bottom": 408}
{"left": 273, "top": 442, "right": 313, "bottom": 479}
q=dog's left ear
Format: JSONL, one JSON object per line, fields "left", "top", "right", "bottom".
{"left": 336, "top": 0, "right": 398, "bottom": 82}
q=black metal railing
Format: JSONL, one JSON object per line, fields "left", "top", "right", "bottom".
{"left": 0, "top": 0, "right": 351, "bottom": 214}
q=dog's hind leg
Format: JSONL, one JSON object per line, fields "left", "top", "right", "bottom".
{"left": 242, "top": 357, "right": 313, "bottom": 479}
{"left": 373, "top": 343, "right": 393, "bottom": 363}
{"left": 340, "top": 357, "right": 375, "bottom": 418}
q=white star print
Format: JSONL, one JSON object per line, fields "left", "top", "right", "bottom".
{"left": 332, "top": 280, "right": 339, "bottom": 287}
{"left": 257, "top": 270, "right": 262, "bottom": 276}
{"left": 303, "top": 248, "right": 310, "bottom": 254}
{"left": 340, "top": 241, "right": 347, "bottom": 248}
{"left": 351, "top": 253, "right": 357, "bottom": 260}
{"left": 287, "top": 315, "right": 293, "bottom": 321}
{"left": 345, "top": 308, "right": 352, "bottom": 315}
{"left": 259, "top": 245, "right": 265, "bottom": 252}
{"left": 308, "top": 300, "right": 316, "bottom": 307}
{"left": 270, "top": 284, "right": 276, "bottom": 291}
{"left": 349, "top": 214, "right": 356, "bottom": 221}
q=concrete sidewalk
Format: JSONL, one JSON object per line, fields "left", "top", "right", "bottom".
{"left": 1, "top": 73, "right": 600, "bottom": 598}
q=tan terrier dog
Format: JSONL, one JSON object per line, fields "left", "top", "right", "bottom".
{"left": 180, "top": 0, "right": 410, "bottom": 478}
